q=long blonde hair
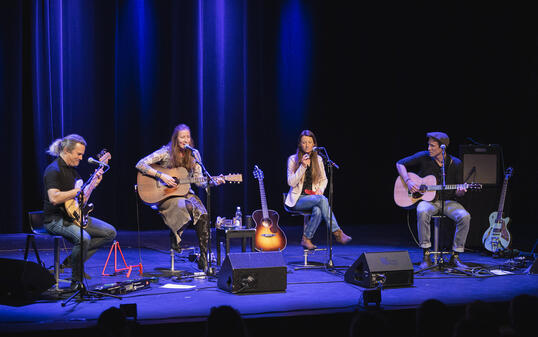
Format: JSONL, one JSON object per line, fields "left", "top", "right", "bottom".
{"left": 46, "top": 134, "right": 86, "bottom": 157}
{"left": 293, "top": 130, "right": 322, "bottom": 185}
{"left": 167, "top": 124, "right": 195, "bottom": 170}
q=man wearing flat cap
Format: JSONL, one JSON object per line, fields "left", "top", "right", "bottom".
{"left": 396, "top": 132, "right": 471, "bottom": 269}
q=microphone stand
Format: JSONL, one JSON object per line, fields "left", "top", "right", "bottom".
{"left": 63, "top": 166, "right": 120, "bottom": 306}
{"left": 316, "top": 148, "right": 346, "bottom": 271}
{"left": 190, "top": 149, "right": 217, "bottom": 277}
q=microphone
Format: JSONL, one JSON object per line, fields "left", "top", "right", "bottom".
{"left": 184, "top": 144, "right": 197, "bottom": 152}
{"left": 312, "top": 147, "right": 324, "bottom": 152}
{"left": 88, "top": 157, "right": 109, "bottom": 167}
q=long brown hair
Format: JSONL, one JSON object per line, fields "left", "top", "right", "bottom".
{"left": 293, "top": 130, "right": 322, "bottom": 185}
{"left": 167, "top": 124, "right": 195, "bottom": 170}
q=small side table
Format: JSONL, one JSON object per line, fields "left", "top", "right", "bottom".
{"left": 216, "top": 227, "right": 256, "bottom": 266}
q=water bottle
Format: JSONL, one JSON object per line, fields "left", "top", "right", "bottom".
{"left": 234, "top": 206, "right": 242, "bottom": 227}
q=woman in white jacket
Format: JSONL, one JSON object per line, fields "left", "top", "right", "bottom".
{"left": 284, "top": 130, "right": 351, "bottom": 249}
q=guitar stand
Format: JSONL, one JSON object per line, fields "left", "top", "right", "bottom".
{"left": 102, "top": 241, "right": 143, "bottom": 278}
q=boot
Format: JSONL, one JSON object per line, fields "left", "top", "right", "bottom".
{"left": 449, "top": 252, "right": 468, "bottom": 269}
{"left": 195, "top": 215, "right": 209, "bottom": 272}
{"left": 333, "top": 229, "right": 352, "bottom": 244}
{"left": 301, "top": 235, "right": 317, "bottom": 250}
{"left": 419, "top": 249, "right": 432, "bottom": 269}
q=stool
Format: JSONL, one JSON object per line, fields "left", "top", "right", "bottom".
{"left": 429, "top": 215, "right": 452, "bottom": 267}
{"left": 134, "top": 184, "right": 185, "bottom": 275}
{"left": 282, "top": 193, "right": 327, "bottom": 269}
{"left": 24, "top": 211, "right": 68, "bottom": 291}
{"left": 216, "top": 227, "right": 256, "bottom": 266}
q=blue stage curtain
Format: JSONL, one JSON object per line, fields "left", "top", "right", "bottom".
{"left": 0, "top": 0, "right": 313, "bottom": 232}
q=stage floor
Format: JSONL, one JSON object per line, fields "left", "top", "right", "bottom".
{"left": 0, "top": 223, "right": 536, "bottom": 336}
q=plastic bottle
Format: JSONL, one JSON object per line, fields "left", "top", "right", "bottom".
{"left": 234, "top": 206, "right": 242, "bottom": 227}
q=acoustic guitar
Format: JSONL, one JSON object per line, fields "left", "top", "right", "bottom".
{"left": 252, "top": 165, "right": 287, "bottom": 251}
{"left": 64, "top": 149, "right": 111, "bottom": 228}
{"left": 482, "top": 167, "right": 513, "bottom": 253}
{"left": 394, "top": 172, "right": 482, "bottom": 208}
{"left": 137, "top": 164, "right": 242, "bottom": 205}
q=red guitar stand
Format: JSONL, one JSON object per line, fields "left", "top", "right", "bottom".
{"left": 102, "top": 241, "right": 143, "bottom": 278}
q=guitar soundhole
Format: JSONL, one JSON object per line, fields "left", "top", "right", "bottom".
{"left": 262, "top": 219, "right": 273, "bottom": 228}
{"left": 411, "top": 192, "right": 423, "bottom": 199}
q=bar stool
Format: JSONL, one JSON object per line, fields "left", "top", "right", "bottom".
{"left": 134, "top": 184, "right": 190, "bottom": 275}
{"left": 425, "top": 215, "right": 453, "bottom": 270}
{"left": 24, "top": 211, "right": 69, "bottom": 290}
{"left": 282, "top": 193, "right": 326, "bottom": 269}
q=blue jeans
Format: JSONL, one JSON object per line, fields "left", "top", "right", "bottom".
{"left": 416, "top": 200, "right": 471, "bottom": 253}
{"left": 44, "top": 216, "right": 117, "bottom": 281}
{"left": 289, "top": 195, "right": 340, "bottom": 239}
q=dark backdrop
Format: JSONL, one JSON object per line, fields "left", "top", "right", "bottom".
{"left": 1, "top": 1, "right": 536, "bottom": 250}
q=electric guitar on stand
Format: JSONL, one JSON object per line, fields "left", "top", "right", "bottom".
{"left": 252, "top": 165, "right": 287, "bottom": 251}
{"left": 483, "top": 167, "right": 513, "bottom": 253}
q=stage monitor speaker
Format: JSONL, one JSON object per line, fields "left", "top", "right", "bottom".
{"left": 459, "top": 145, "right": 501, "bottom": 186}
{"left": 344, "top": 251, "right": 414, "bottom": 288}
{"left": 217, "top": 251, "right": 287, "bottom": 294}
{"left": 0, "top": 258, "right": 55, "bottom": 300}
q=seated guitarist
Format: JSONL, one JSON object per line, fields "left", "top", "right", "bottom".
{"left": 136, "top": 124, "right": 224, "bottom": 272}
{"left": 43, "top": 134, "right": 117, "bottom": 287}
{"left": 284, "top": 130, "right": 351, "bottom": 250}
{"left": 396, "top": 132, "right": 470, "bottom": 269}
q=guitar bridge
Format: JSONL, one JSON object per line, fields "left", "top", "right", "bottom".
{"left": 261, "top": 234, "right": 275, "bottom": 238}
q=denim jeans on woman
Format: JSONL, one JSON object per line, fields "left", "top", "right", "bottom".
{"left": 289, "top": 194, "right": 340, "bottom": 239}
{"left": 44, "top": 216, "right": 116, "bottom": 281}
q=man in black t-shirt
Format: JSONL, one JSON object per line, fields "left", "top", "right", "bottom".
{"left": 43, "top": 134, "right": 116, "bottom": 287}
{"left": 396, "top": 132, "right": 471, "bottom": 269}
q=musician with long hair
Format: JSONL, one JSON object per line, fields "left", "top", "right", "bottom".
{"left": 43, "top": 134, "right": 117, "bottom": 287}
{"left": 396, "top": 132, "right": 470, "bottom": 269}
{"left": 136, "top": 124, "right": 224, "bottom": 272}
{"left": 284, "top": 130, "right": 351, "bottom": 249}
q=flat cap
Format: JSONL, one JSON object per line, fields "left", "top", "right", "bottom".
{"left": 426, "top": 132, "right": 450, "bottom": 147}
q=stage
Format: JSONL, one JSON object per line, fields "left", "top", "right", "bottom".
{"left": 0, "top": 223, "right": 536, "bottom": 337}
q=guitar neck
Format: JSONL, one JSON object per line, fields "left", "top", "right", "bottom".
{"left": 257, "top": 179, "right": 270, "bottom": 219}
{"left": 82, "top": 173, "right": 101, "bottom": 204}
{"left": 496, "top": 178, "right": 510, "bottom": 221}
{"left": 426, "top": 184, "right": 465, "bottom": 191}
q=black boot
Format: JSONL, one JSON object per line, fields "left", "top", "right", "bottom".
{"left": 195, "top": 214, "right": 209, "bottom": 272}
{"left": 449, "top": 251, "right": 468, "bottom": 269}
{"left": 419, "top": 249, "right": 432, "bottom": 269}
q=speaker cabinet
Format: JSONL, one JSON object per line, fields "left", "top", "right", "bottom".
{"left": 344, "top": 251, "right": 414, "bottom": 288}
{"left": 217, "top": 251, "right": 287, "bottom": 293}
{"left": 0, "top": 258, "right": 55, "bottom": 300}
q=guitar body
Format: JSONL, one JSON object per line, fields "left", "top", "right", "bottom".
{"left": 394, "top": 173, "right": 437, "bottom": 208}
{"left": 252, "top": 209, "right": 287, "bottom": 252}
{"left": 64, "top": 199, "right": 94, "bottom": 228}
{"left": 482, "top": 211, "right": 511, "bottom": 253}
{"left": 137, "top": 166, "right": 191, "bottom": 205}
